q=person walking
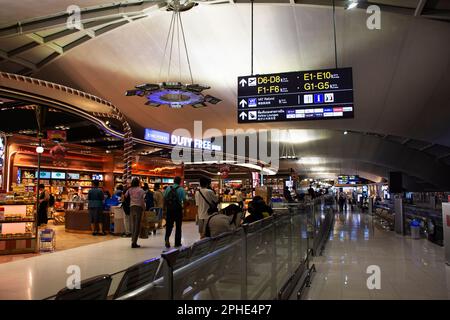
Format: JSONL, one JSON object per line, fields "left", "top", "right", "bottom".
{"left": 164, "top": 176, "right": 186, "bottom": 248}
{"left": 153, "top": 183, "right": 164, "bottom": 231}
{"left": 142, "top": 183, "right": 154, "bottom": 211}
{"left": 195, "top": 177, "right": 218, "bottom": 239}
{"left": 88, "top": 180, "right": 105, "bottom": 235}
{"left": 37, "top": 184, "right": 49, "bottom": 227}
{"left": 125, "top": 178, "right": 146, "bottom": 248}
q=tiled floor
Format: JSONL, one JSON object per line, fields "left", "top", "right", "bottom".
{"left": 0, "top": 222, "right": 199, "bottom": 300}
{"left": 305, "top": 209, "right": 450, "bottom": 300}
{"left": 0, "top": 223, "right": 118, "bottom": 265}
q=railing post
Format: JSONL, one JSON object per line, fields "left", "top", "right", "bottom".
{"left": 271, "top": 216, "right": 277, "bottom": 298}
{"left": 287, "top": 209, "right": 293, "bottom": 275}
{"left": 241, "top": 226, "right": 248, "bottom": 300}
{"left": 161, "top": 249, "right": 179, "bottom": 300}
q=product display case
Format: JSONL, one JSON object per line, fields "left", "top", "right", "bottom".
{"left": 0, "top": 193, "right": 37, "bottom": 254}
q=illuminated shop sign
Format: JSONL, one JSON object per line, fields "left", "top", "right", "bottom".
{"left": 237, "top": 67, "right": 354, "bottom": 123}
{"left": 144, "top": 128, "right": 222, "bottom": 151}
{"left": 144, "top": 129, "right": 170, "bottom": 145}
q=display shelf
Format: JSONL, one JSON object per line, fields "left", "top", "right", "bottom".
{"left": 0, "top": 236, "right": 36, "bottom": 241}
{"left": 0, "top": 219, "right": 35, "bottom": 223}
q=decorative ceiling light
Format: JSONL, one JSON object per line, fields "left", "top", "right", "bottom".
{"left": 125, "top": 0, "right": 221, "bottom": 108}
{"left": 280, "top": 130, "right": 298, "bottom": 160}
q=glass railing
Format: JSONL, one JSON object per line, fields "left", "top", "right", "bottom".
{"left": 46, "top": 195, "right": 336, "bottom": 300}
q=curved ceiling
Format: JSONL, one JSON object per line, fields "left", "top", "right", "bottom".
{"left": 1, "top": 1, "right": 450, "bottom": 188}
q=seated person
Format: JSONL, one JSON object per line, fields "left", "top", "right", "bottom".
{"left": 223, "top": 204, "right": 243, "bottom": 228}
{"left": 205, "top": 204, "right": 243, "bottom": 237}
{"left": 252, "top": 196, "right": 273, "bottom": 218}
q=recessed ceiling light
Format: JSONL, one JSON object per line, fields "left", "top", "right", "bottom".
{"left": 344, "top": 131, "right": 348, "bottom": 135}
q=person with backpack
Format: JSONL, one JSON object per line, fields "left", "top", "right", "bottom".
{"left": 195, "top": 177, "right": 218, "bottom": 239}
{"left": 163, "top": 176, "right": 186, "bottom": 248}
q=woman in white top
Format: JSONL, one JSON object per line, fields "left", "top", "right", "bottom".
{"left": 195, "top": 177, "right": 218, "bottom": 238}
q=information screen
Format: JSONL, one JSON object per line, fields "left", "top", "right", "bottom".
{"left": 92, "top": 174, "right": 104, "bottom": 181}
{"left": 338, "top": 175, "right": 359, "bottom": 185}
{"left": 51, "top": 172, "right": 66, "bottom": 180}
{"left": 237, "top": 67, "right": 354, "bottom": 123}
{"left": 67, "top": 173, "right": 80, "bottom": 180}
{"left": 38, "top": 171, "right": 51, "bottom": 179}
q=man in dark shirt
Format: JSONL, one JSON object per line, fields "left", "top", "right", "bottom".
{"left": 88, "top": 180, "right": 105, "bottom": 235}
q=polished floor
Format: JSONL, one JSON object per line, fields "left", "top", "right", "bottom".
{"left": 305, "top": 209, "right": 450, "bottom": 300}
{"left": 0, "top": 222, "right": 199, "bottom": 300}
{"left": 0, "top": 224, "right": 117, "bottom": 265}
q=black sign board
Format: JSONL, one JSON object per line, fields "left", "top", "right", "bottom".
{"left": 338, "top": 175, "right": 360, "bottom": 185}
{"left": 237, "top": 67, "right": 354, "bottom": 123}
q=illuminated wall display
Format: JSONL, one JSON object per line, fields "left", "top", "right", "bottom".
{"left": 237, "top": 67, "right": 354, "bottom": 123}
{"left": 144, "top": 128, "right": 222, "bottom": 151}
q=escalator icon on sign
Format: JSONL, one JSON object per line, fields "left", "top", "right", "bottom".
{"left": 248, "top": 111, "right": 257, "bottom": 120}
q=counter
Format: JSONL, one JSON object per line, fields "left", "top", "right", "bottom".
{"left": 65, "top": 210, "right": 111, "bottom": 233}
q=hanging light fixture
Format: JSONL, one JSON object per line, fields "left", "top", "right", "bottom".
{"left": 125, "top": 0, "right": 221, "bottom": 108}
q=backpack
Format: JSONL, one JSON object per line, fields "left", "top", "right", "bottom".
{"left": 165, "top": 186, "right": 181, "bottom": 212}
{"left": 145, "top": 191, "right": 154, "bottom": 210}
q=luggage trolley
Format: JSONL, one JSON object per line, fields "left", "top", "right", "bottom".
{"left": 39, "top": 228, "right": 56, "bottom": 252}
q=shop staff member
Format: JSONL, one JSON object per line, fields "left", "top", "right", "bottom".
{"left": 164, "top": 176, "right": 186, "bottom": 248}
{"left": 125, "top": 178, "right": 146, "bottom": 248}
{"left": 37, "top": 184, "right": 49, "bottom": 226}
{"left": 195, "top": 177, "right": 218, "bottom": 239}
{"left": 88, "top": 180, "right": 106, "bottom": 236}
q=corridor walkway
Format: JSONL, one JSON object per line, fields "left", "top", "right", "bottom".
{"left": 305, "top": 209, "right": 450, "bottom": 299}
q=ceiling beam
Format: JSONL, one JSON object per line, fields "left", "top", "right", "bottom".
{"left": 26, "top": 34, "right": 64, "bottom": 54}
{"left": 0, "top": 49, "right": 36, "bottom": 70}
{"left": 36, "top": 52, "right": 61, "bottom": 69}
{"left": 7, "top": 42, "right": 40, "bottom": 57}
{"left": 0, "top": 0, "right": 161, "bottom": 38}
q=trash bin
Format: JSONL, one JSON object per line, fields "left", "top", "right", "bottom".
{"left": 410, "top": 220, "right": 421, "bottom": 239}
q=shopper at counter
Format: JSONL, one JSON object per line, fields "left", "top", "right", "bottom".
{"left": 88, "top": 180, "right": 105, "bottom": 236}
{"left": 195, "top": 177, "right": 219, "bottom": 239}
{"left": 125, "top": 178, "right": 146, "bottom": 248}
{"left": 235, "top": 187, "right": 244, "bottom": 210}
{"left": 37, "top": 184, "right": 49, "bottom": 226}
{"left": 164, "top": 176, "right": 186, "bottom": 248}
{"left": 142, "top": 183, "right": 154, "bottom": 211}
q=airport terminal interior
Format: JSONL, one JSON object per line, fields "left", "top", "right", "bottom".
{"left": 0, "top": 0, "right": 449, "bottom": 301}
